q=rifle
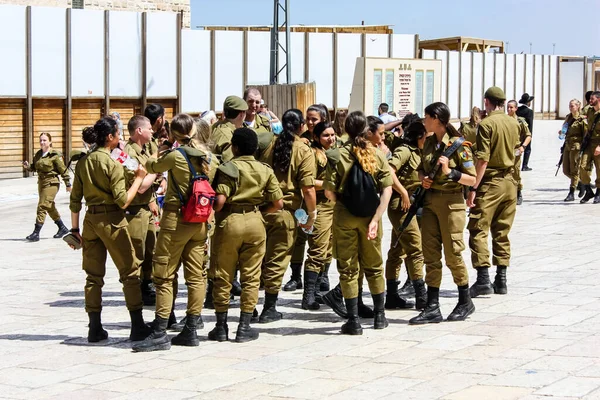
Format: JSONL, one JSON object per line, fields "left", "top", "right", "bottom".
{"left": 393, "top": 137, "right": 465, "bottom": 248}
{"left": 555, "top": 143, "right": 565, "bottom": 177}
{"left": 579, "top": 114, "right": 600, "bottom": 159}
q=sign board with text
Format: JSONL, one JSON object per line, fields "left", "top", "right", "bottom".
{"left": 348, "top": 57, "right": 443, "bottom": 118}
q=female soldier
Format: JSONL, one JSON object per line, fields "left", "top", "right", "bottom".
{"left": 258, "top": 109, "right": 317, "bottom": 322}
{"left": 559, "top": 99, "right": 586, "bottom": 201}
{"left": 332, "top": 109, "right": 348, "bottom": 143}
{"left": 69, "top": 117, "right": 151, "bottom": 343}
{"left": 323, "top": 111, "right": 393, "bottom": 335}
{"left": 458, "top": 107, "right": 481, "bottom": 146}
{"left": 284, "top": 104, "right": 328, "bottom": 292}
{"left": 23, "top": 133, "right": 71, "bottom": 241}
{"left": 133, "top": 114, "right": 214, "bottom": 352}
{"left": 385, "top": 121, "right": 428, "bottom": 310}
{"left": 409, "top": 102, "right": 477, "bottom": 325}
{"left": 302, "top": 121, "right": 337, "bottom": 310}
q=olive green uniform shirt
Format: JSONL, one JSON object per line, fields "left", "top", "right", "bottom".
{"left": 214, "top": 155, "right": 283, "bottom": 205}
{"left": 587, "top": 108, "right": 600, "bottom": 142}
{"left": 476, "top": 110, "right": 521, "bottom": 178}
{"left": 388, "top": 145, "right": 422, "bottom": 209}
{"left": 244, "top": 113, "right": 272, "bottom": 135}
{"left": 323, "top": 144, "right": 393, "bottom": 194}
{"left": 210, "top": 120, "right": 236, "bottom": 162}
{"left": 564, "top": 113, "right": 586, "bottom": 151}
{"left": 420, "top": 133, "right": 476, "bottom": 191}
{"left": 515, "top": 116, "right": 532, "bottom": 145}
{"left": 123, "top": 140, "right": 154, "bottom": 207}
{"left": 145, "top": 146, "right": 209, "bottom": 208}
{"left": 258, "top": 136, "right": 316, "bottom": 211}
{"left": 30, "top": 149, "right": 71, "bottom": 187}
{"left": 70, "top": 147, "right": 128, "bottom": 213}
{"left": 459, "top": 122, "right": 478, "bottom": 147}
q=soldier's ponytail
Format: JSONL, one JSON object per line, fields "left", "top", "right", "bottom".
{"left": 345, "top": 111, "right": 377, "bottom": 175}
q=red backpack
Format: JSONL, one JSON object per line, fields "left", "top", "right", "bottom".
{"left": 171, "top": 148, "right": 215, "bottom": 223}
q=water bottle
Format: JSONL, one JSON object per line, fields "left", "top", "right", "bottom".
{"left": 110, "top": 148, "right": 139, "bottom": 171}
{"left": 559, "top": 122, "right": 568, "bottom": 140}
{"left": 294, "top": 209, "right": 314, "bottom": 235}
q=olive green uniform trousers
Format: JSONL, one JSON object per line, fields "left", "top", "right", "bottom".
{"left": 153, "top": 207, "right": 208, "bottom": 319}
{"left": 579, "top": 141, "right": 600, "bottom": 187}
{"left": 142, "top": 217, "right": 156, "bottom": 281}
{"left": 211, "top": 209, "right": 266, "bottom": 313}
{"left": 562, "top": 149, "right": 580, "bottom": 189}
{"left": 125, "top": 207, "right": 151, "bottom": 275}
{"left": 385, "top": 206, "right": 424, "bottom": 281}
{"left": 422, "top": 191, "right": 469, "bottom": 288}
{"left": 333, "top": 203, "right": 385, "bottom": 299}
{"left": 304, "top": 199, "right": 334, "bottom": 274}
{"left": 82, "top": 208, "right": 143, "bottom": 313}
{"left": 468, "top": 172, "right": 517, "bottom": 268}
{"left": 36, "top": 183, "right": 61, "bottom": 224}
{"left": 263, "top": 210, "right": 297, "bottom": 294}
{"left": 513, "top": 155, "right": 523, "bottom": 191}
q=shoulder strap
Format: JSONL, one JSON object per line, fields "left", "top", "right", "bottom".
{"left": 589, "top": 114, "right": 600, "bottom": 134}
{"left": 442, "top": 137, "right": 465, "bottom": 158}
{"left": 170, "top": 147, "right": 201, "bottom": 206}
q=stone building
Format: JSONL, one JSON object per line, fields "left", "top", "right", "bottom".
{"left": 0, "top": 0, "right": 191, "bottom": 27}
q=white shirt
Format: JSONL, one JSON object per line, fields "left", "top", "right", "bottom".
{"left": 379, "top": 113, "right": 399, "bottom": 124}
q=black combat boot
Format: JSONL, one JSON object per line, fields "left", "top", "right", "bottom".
{"left": 167, "top": 311, "right": 177, "bottom": 329}
{"left": 340, "top": 297, "right": 363, "bottom": 335}
{"left": 372, "top": 293, "right": 388, "bottom": 329}
{"left": 141, "top": 279, "right": 156, "bottom": 306}
{"left": 578, "top": 182, "right": 585, "bottom": 198}
{"left": 259, "top": 293, "right": 282, "bottom": 323}
{"left": 385, "top": 279, "right": 415, "bottom": 310}
{"left": 469, "top": 267, "right": 494, "bottom": 298}
{"left": 129, "top": 309, "right": 152, "bottom": 341}
{"left": 301, "top": 270, "right": 320, "bottom": 310}
{"left": 398, "top": 278, "right": 416, "bottom": 297}
{"left": 87, "top": 312, "right": 108, "bottom": 343}
{"left": 171, "top": 314, "right": 201, "bottom": 346}
{"left": 208, "top": 312, "right": 229, "bottom": 342}
{"left": 320, "top": 263, "right": 330, "bottom": 292}
{"left": 53, "top": 219, "right": 69, "bottom": 238}
{"left": 493, "top": 266, "right": 508, "bottom": 294}
{"left": 283, "top": 263, "right": 303, "bottom": 291}
{"left": 204, "top": 279, "right": 214, "bottom": 309}
{"left": 231, "top": 276, "right": 243, "bottom": 297}
{"left": 564, "top": 188, "right": 575, "bottom": 202}
{"left": 581, "top": 185, "right": 595, "bottom": 203}
{"left": 132, "top": 315, "right": 171, "bottom": 352}
{"left": 169, "top": 315, "right": 204, "bottom": 332}
{"left": 322, "top": 284, "right": 348, "bottom": 318}
{"left": 25, "top": 223, "right": 43, "bottom": 242}
{"left": 235, "top": 311, "right": 259, "bottom": 343}
{"left": 594, "top": 189, "right": 600, "bottom": 204}
{"left": 412, "top": 279, "right": 427, "bottom": 311}
{"left": 357, "top": 288, "right": 374, "bottom": 318}
{"left": 517, "top": 190, "right": 523, "bottom": 206}
{"left": 409, "top": 286, "right": 443, "bottom": 325}
{"left": 447, "top": 285, "right": 475, "bottom": 321}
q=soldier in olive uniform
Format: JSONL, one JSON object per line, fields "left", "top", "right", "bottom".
{"left": 458, "top": 107, "right": 481, "bottom": 148}
{"left": 210, "top": 96, "right": 249, "bottom": 162}
{"left": 123, "top": 116, "right": 162, "bottom": 307}
{"left": 323, "top": 111, "right": 393, "bottom": 335}
{"left": 506, "top": 100, "right": 532, "bottom": 205}
{"left": 243, "top": 88, "right": 273, "bottom": 134}
{"left": 582, "top": 91, "right": 593, "bottom": 119}
{"left": 133, "top": 114, "right": 214, "bottom": 352}
{"left": 385, "top": 121, "right": 427, "bottom": 310}
{"left": 69, "top": 117, "right": 152, "bottom": 343}
{"left": 409, "top": 102, "right": 477, "bottom": 325}
{"left": 558, "top": 99, "right": 586, "bottom": 201}
{"left": 579, "top": 91, "right": 600, "bottom": 204}
{"left": 468, "top": 87, "right": 521, "bottom": 299}
{"left": 208, "top": 128, "right": 283, "bottom": 343}
{"left": 257, "top": 108, "right": 317, "bottom": 323}
{"left": 23, "top": 132, "right": 71, "bottom": 241}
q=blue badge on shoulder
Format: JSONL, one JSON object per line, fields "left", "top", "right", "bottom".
{"left": 463, "top": 161, "right": 474, "bottom": 168}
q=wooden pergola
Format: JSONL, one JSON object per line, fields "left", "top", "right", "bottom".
{"left": 197, "top": 25, "right": 394, "bottom": 34}
{"left": 419, "top": 36, "right": 504, "bottom": 53}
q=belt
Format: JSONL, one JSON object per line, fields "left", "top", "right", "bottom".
{"left": 484, "top": 168, "right": 513, "bottom": 179}
{"left": 87, "top": 204, "right": 120, "bottom": 214}
{"left": 163, "top": 204, "right": 181, "bottom": 212}
{"left": 428, "top": 188, "right": 463, "bottom": 195}
{"left": 220, "top": 204, "right": 260, "bottom": 214}
{"left": 125, "top": 204, "right": 150, "bottom": 215}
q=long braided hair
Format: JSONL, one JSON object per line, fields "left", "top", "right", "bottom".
{"left": 345, "top": 111, "right": 377, "bottom": 175}
{"left": 273, "top": 109, "right": 304, "bottom": 174}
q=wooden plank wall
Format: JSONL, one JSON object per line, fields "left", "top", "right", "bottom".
{"left": 72, "top": 99, "right": 103, "bottom": 151}
{"left": 0, "top": 100, "right": 26, "bottom": 179}
{"left": 33, "top": 99, "right": 66, "bottom": 158}
{"left": 252, "top": 83, "right": 316, "bottom": 121}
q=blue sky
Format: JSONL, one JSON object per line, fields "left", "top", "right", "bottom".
{"left": 191, "top": 0, "right": 600, "bottom": 57}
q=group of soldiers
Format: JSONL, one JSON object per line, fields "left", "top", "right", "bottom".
{"left": 26, "top": 84, "right": 535, "bottom": 350}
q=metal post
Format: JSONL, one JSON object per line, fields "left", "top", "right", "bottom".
{"left": 269, "top": 0, "right": 278, "bottom": 84}
{"left": 269, "top": 0, "right": 291, "bottom": 85}
{"left": 285, "top": 0, "right": 291, "bottom": 84}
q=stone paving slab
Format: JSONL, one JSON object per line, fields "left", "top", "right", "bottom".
{"left": 1, "top": 121, "right": 600, "bottom": 399}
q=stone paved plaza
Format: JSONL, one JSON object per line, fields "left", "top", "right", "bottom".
{"left": 1, "top": 120, "right": 600, "bottom": 399}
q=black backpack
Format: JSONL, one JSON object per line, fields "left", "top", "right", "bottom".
{"left": 340, "top": 150, "right": 380, "bottom": 218}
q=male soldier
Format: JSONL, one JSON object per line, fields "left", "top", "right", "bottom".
{"left": 243, "top": 88, "right": 272, "bottom": 134}
{"left": 468, "top": 87, "right": 521, "bottom": 298}
{"left": 210, "top": 96, "right": 248, "bottom": 162}
{"left": 579, "top": 91, "right": 600, "bottom": 203}
{"left": 582, "top": 91, "right": 593, "bottom": 119}
{"left": 507, "top": 100, "right": 532, "bottom": 205}
{"left": 516, "top": 93, "right": 534, "bottom": 171}
{"left": 123, "top": 116, "right": 160, "bottom": 304}
{"left": 208, "top": 128, "right": 283, "bottom": 343}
